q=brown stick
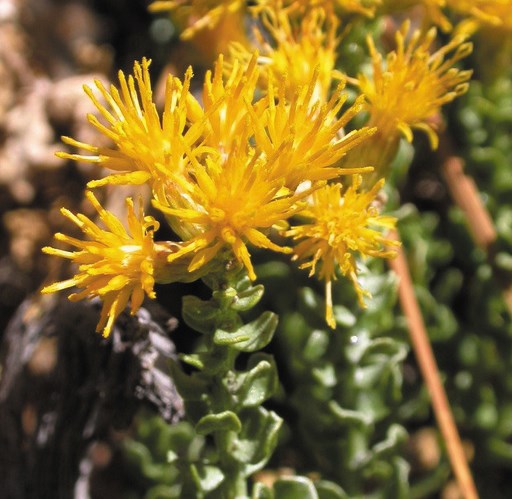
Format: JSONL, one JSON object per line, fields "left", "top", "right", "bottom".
{"left": 441, "top": 156, "right": 496, "bottom": 251}
{"left": 388, "top": 230, "right": 479, "bottom": 499}
{"left": 440, "top": 146, "right": 512, "bottom": 314}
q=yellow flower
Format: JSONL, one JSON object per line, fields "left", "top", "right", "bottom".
{"left": 229, "top": 6, "right": 343, "bottom": 103}
{"left": 286, "top": 176, "right": 399, "bottom": 328}
{"left": 149, "top": 0, "right": 245, "bottom": 39}
{"left": 57, "top": 59, "right": 205, "bottom": 189}
{"left": 359, "top": 21, "right": 472, "bottom": 149}
{"left": 151, "top": 53, "right": 373, "bottom": 280}
{"left": 153, "top": 135, "right": 306, "bottom": 282}
{"left": 193, "top": 54, "right": 260, "bottom": 157}
{"left": 448, "top": 0, "right": 512, "bottom": 32}
{"left": 185, "top": 52, "right": 373, "bottom": 191}
{"left": 336, "top": 0, "right": 381, "bottom": 16}
{"left": 248, "top": 74, "right": 375, "bottom": 190}
{"left": 253, "top": 0, "right": 380, "bottom": 18}
{"left": 380, "top": 0, "right": 451, "bottom": 32}
{"left": 42, "top": 192, "right": 165, "bottom": 337}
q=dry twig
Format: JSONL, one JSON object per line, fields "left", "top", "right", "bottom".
{"left": 388, "top": 230, "right": 479, "bottom": 499}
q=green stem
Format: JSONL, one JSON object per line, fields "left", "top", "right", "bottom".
{"left": 175, "top": 265, "right": 281, "bottom": 497}
{"left": 214, "top": 430, "right": 248, "bottom": 498}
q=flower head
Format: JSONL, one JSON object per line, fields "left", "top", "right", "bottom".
{"left": 154, "top": 135, "right": 305, "bottom": 281}
{"left": 42, "top": 192, "right": 165, "bottom": 337}
{"left": 229, "top": 6, "right": 342, "bottom": 103}
{"left": 336, "top": 0, "right": 381, "bottom": 16}
{"left": 149, "top": 0, "right": 245, "bottom": 40}
{"left": 57, "top": 59, "right": 205, "bottom": 189}
{"left": 248, "top": 74, "right": 375, "bottom": 190}
{"left": 448, "top": 0, "right": 512, "bottom": 32}
{"left": 358, "top": 21, "right": 472, "bottom": 149}
{"left": 381, "top": 0, "right": 451, "bottom": 31}
{"left": 286, "top": 176, "right": 399, "bottom": 328}
{"left": 195, "top": 54, "right": 260, "bottom": 156}
{"left": 253, "top": 0, "right": 381, "bottom": 18}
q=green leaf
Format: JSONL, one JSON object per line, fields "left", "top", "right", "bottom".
{"left": 231, "top": 407, "right": 282, "bottom": 470}
{"left": 180, "top": 354, "right": 205, "bottom": 370}
{"left": 212, "top": 287, "right": 238, "bottom": 310}
{"left": 123, "top": 441, "right": 171, "bottom": 482}
{"left": 166, "top": 450, "right": 178, "bottom": 463}
{"left": 196, "top": 411, "right": 242, "bottom": 435}
{"left": 329, "top": 400, "right": 373, "bottom": 427}
{"left": 303, "top": 329, "right": 329, "bottom": 361}
{"left": 372, "top": 424, "right": 408, "bottom": 458}
{"left": 169, "top": 360, "right": 208, "bottom": 401}
{"left": 189, "top": 463, "right": 225, "bottom": 493}
{"left": 229, "top": 355, "right": 279, "bottom": 407}
{"left": 273, "top": 477, "right": 319, "bottom": 499}
{"left": 300, "top": 287, "right": 324, "bottom": 316}
{"left": 232, "top": 284, "right": 265, "bottom": 311}
{"left": 181, "top": 347, "right": 233, "bottom": 376}
{"left": 213, "top": 329, "right": 251, "bottom": 346}
{"left": 214, "top": 312, "right": 278, "bottom": 352}
{"left": 145, "top": 484, "right": 181, "bottom": 499}
{"left": 332, "top": 305, "right": 356, "bottom": 327}
{"left": 315, "top": 480, "right": 348, "bottom": 499}
{"left": 312, "top": 363, "right": 337, "bottom": 388}
{"left": 252, "top": 481, "right": 274, "bottom": 499}
{"left": 182, "top": 295, "right": 218, "bottom": 334}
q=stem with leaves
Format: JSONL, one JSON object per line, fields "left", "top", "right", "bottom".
{"left": 170, "top": 265, "right": 282, "bottom": 498}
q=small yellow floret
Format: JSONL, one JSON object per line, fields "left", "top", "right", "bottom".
{"left": 249, "top": 75, "right": 375, "bottom": 189}
{"left": 196, "top": 54, "right": 261, "bottom": 156}
{"left": 229, "top": 6, "right": 342, "bottom": 102}
{"left": 254, "top": 0, "right": 381, "bottom": 18}
{"left": 57, "top": 59, "right": 204, "bottom": 189}
{"left": 286, "top": 176, "right": 399, "bottom": 328}
{"left": 448, "top": 0, "right": 512, "bottom": 32}
{"left": 149, "top": 0, "right": 245, "bottom": 39}
{"left": 153, "top": 136, "right": 304, "bottom": 282}
{"left": 359, "top": 21, "right": 472, "bottom": 149}
{"left": 381, "top": 0, "right": 451, "bottom": 31}
{"left": 42, "top": 192, "right": 161, "bottom": 338}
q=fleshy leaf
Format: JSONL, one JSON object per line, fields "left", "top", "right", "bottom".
{"left": 182, "top": 295, "right": 219, "bottom": 334}
{"left": 196, "top": 411, "right": 242, "bottom": 435}
{"left": 315, "top": 480, "right": 348, "bottom": 499}
{"left": 169, "top": 360, "right": 208, "bottom": 401}
{"left": 189, "top": 463, "right": 225, "bottom": 493}
{"left": 231, "top": 407, "right": 282, "bottom": 469}
{"left": 273, "top": 477, "right": 319, "bottom": 499}
{"left": 252, "top": 481, "right": 274, "bottom": 499}
{"left": 232, "top": 284, "right": 265, "bottom": 311}
{"left": 180, "top": 354, "right": 205, "bottom": 370}
{"left": 214, "top": 312, "right": 278, "bottom": 352}
{"left": 228, "top": 355, "right": 279, "bottom": 408}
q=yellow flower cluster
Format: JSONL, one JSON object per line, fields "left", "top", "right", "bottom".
{"left": 57, "top": 61, "right": 201, "bottom": 189}
{"left": 44, "top": 1, "right": 474, "bottom": 333}
{"left": 46, "top": 49, "right": 377, "bottom": 332}
{"left": 360, "top": 21, "right": 472, "bottom": 149}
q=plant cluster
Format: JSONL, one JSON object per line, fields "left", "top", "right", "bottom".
{"left": 41, "top": 0, "right": 512, "bottom": 497}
